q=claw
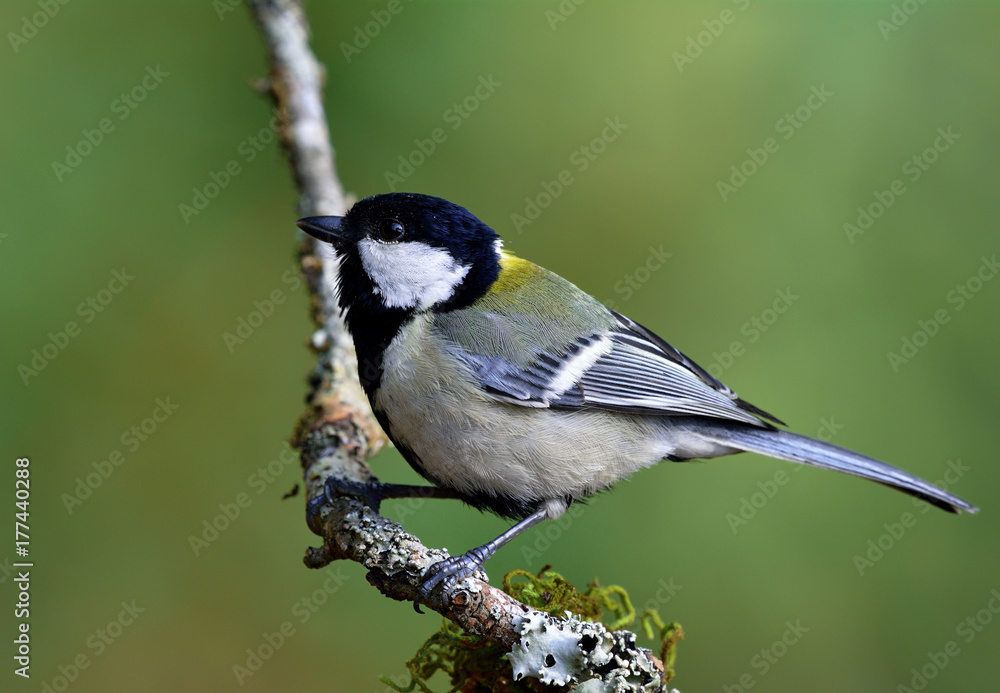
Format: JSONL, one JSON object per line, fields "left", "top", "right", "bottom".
{"left": 306, "top": 477, "right": 385, "bottom": 535}
{"left": 305, "top": 495, "right": 328, "bottom": 535}
{"left": 409, "top": 508, "right": 549, "bottom": 613}
{"left": 413, "top": 548, "right": 490, "bottom": 612}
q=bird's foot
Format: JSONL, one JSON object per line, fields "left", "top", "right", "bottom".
{"left": 306, "top": 477, "right": 386, "bottom": 535}
{"left": 413, "top": 546, "right": 491, "bottom": 613}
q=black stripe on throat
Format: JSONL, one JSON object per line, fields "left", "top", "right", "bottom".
{"left": 345, "top": 306, "right": 410, "bottom": 395}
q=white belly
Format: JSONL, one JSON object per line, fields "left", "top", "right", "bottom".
{"left": 372, "top": 314, "right": 671, "bottom": 505}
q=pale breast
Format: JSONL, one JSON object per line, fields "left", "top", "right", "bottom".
{"left": 372, "top": 314, "right": 670, "bottom": 505}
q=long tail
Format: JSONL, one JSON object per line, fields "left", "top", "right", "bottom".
{"left": 692, "top": 422, "right": 978, "bottom": 514}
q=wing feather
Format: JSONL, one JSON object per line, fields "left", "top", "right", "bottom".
{"left": 439, "top": 306, "right": 781, "bottom": 428}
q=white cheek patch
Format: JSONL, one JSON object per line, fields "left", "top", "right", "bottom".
{"left": 358, "top": 238, "right": 471, "bottom": 310}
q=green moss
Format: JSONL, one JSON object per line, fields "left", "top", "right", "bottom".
{"left": 380, "top": 565, "right": 683, "bottom": 692}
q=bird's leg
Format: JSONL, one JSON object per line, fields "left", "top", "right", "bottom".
{"left": 307, "top": 477, "right": 461, "bottom": 534}
{"left": 415, "top": 506, "right": 549, "bottom": 613}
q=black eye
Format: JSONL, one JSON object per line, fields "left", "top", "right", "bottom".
{"left": 376, "top": 218, "right": 405, "bottom": 242}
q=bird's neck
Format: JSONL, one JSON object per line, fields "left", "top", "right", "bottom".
{"left": 343, "top": 303, "right": 410, "bottom": 396}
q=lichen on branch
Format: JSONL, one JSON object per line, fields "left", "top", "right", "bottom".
{"left": 244, "top": 1, "right": 671, "bottom": 689}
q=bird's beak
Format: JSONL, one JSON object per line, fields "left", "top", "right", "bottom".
{"left": 296, "top": 216, "right": 345, "bottom": 246}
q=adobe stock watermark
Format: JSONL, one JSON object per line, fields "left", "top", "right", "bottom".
{"left": 37, "top": 600, "right": 144, "bottom": 693}
{"left": 887, "top": 254, "right": 998, "bottom": 372}
{"left": 62, "top": 397, "right": 179, "bottom": 514}
{"left": 878, "top": 0, "right": 928, "bottom": 41}
{"left": 602, "top": 244, "right": 672, "bottom": 311}
{"left": 340, "top": 0, "right": 411, "bottom": 62}
{"left": 546, "top": 0, "right": 585, "bottom": 30}
{"left": 852, "top": 458, "right": 970, "bottom": 576}
{"left": 725, "top": 416, "right": 843, "bottom": 534}
{"left": 213, "top": 0, "right": 242, "bottom": 21}
{"left": 672, "top": 0, "right": 751, "bottom": 73}
{"left": 52, "top": 65, "right": 169, "bottom": 182}
{"left": 188, "top": 442, "right": 298, "bottom": 556}
{"left": 510, "top": 116, "right": 628, "bottom": 233}
{"left": 520, "top": 503, "right": 586, "bottom": 568}
{"left": 223, "top": 265, "right": 303, "bottom": 353}
{"left": 8, "top": 0, "right": 71, "bottom": 54}
{"left": 178, "top": 108, "right": 287, "bottom": 224}
{"left": 0, "top": 555, "right": 21, "bottom": 586}
{"left": 722, "top": 618, "right": 809, "bottom": 692}
{"left": 844, "top": 127, "right": 960, "bottom": 244}
{"left": 716, "top": 84, "right": 833, "bottom": 202}
{"left": 232, "top": 565, "right": 349, "bottom": 685}
{"left": 894, "top": 586, "right": 1000, "bottom": 693}
{"left": 18, "top": 267, "right": 136, "bottom": 386}
{"left": 704, "top": 287, "right": 799, "bottom": 379}
{"left": 384, "top": 484, "right": 452, "bottom": 526}
{"left": 383, "top": 74, "right": 502, "bottom": 191}
{"left": 637, "top": 577, "right": 683, "bottom": 617}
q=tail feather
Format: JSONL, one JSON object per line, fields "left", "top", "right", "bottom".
{"left": 695, "top": 423, "right": 978, "bottom": 514}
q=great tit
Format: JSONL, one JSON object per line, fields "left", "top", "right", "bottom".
{"left": 297, "top": 192, "right": 977, "bottom": 610}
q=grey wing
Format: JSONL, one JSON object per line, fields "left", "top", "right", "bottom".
{"left": 444, "top": 309, "right": 783, "bottom": 428}
{"left": 601, "top": 311, "right": 785, "bottom": 426}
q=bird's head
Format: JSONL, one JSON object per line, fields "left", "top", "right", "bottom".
{"left": 297, "top": 193, "right": 502, "bottom": 317}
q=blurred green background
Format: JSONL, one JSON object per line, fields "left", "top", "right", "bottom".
{"left": 3, "top": 2, "right": 999, "bottom": 691}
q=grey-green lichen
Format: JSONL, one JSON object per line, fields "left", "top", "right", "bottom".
{"left": 511, "top": 611, "right": 662, "bottom": 692}
{"left": 381, "top": 566, "right": 683, "bottom": 693}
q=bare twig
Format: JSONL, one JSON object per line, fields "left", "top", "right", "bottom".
{"left": 245, "top": 1, "right": 667, "bottom": 689}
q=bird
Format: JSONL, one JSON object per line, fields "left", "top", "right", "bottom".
{"left": 297, "top": 192, "right": 977, "bottom": 611}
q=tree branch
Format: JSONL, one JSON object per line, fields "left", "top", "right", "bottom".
{"left": 245, "top": 2, "right": 668, "bottom": 689}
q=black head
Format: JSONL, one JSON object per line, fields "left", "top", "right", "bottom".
{"left": 297, "top": 193, "right": 502, "bottom": 317}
